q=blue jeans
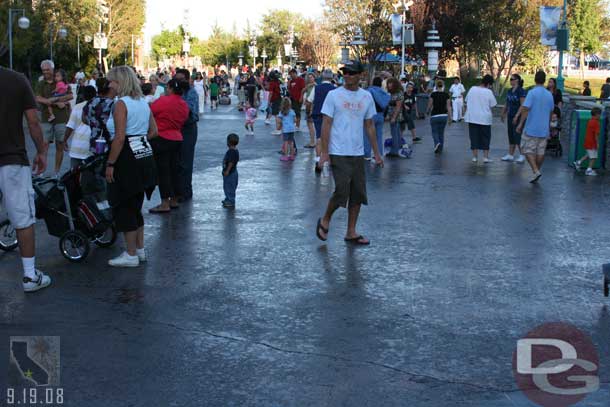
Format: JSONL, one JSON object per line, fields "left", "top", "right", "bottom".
{"left": 390, "top": 121, "right": 402, "bottom": 154}
{"left": 430, "top": 116, "right": 447, "bottom": 147}
{"left": 363, "top": 113, "right": 384, "bottom": 158}
{"left": 223, "top": 170, "right": 238, "bottom": 204}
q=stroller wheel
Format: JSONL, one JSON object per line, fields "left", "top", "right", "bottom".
{"left": 94, "top": 225, "right": 117, "bottom": 248}
{"left": 59, "top": 230, "right": 90, "bottom": 263}
{"left": 0, "top": 220, "right": 18, "bottom": 252}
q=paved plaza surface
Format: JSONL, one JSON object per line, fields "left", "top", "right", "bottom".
{"left": 1, "top": 100, "right": 610, "bottom": 406}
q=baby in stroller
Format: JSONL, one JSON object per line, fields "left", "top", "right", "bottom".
{"left": 33, "top": 154, "right": 116, "bottom": 262}
{"left": 546, "top": 107, "right": 562, "bottom": 156}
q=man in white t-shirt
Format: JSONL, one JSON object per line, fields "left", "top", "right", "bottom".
{"left": 449, "top": 77, "right": 465, "bottom": 122}
{"left": 464, "top": 75, "right": 497, "bottom": 163}
{"left": 315, "top": 61, "right": 384, "bottom": 246}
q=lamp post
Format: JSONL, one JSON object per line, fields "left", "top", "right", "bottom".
{"left": 238, "top": 52, "right": 244, "bottom": 67}
{"left": 423, "top": 20, "right": 442, "bottom": 78}
{"left": 261, "top": 49, "right": 268, "bottom": 69}
{"left": 284, "top": 26, "right": 295, "bottom": 67}
{"left": 249, "top": 37, "right": 258, "bottom": 68}
{"left": 277, "top": 50, "right": 283, "bottom": 71}
{"left": 340, "top": 27, "right": 367, "bottom": 64}
{"left": 556, "top": 0, "right": 569, "bottom": 92}
{"left": 393, "top": 0, "right": 414, "bottom": 77}
{"left": 49, "top": 23, "right": 68, "bottom": 61}
{"left": 8, "top": 9, "right": 30, "bottom": 70}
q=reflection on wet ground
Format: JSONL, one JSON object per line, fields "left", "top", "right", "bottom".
{"left": 1, "top": 103, "right": 609, "bottom": 406}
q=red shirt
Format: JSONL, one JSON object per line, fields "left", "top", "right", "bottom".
{"left": 150, "top": 94, "right": 189, "bottom": 141}
{"left": 584, "top": 118, "right": 600, "bottom": 150}
{"left": 289, "top": 76, "right": 305, "bottom": 102}
{"left": 269, "top": 80, "right": 281, "bottom": 102}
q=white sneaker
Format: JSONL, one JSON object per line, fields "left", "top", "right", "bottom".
{"left": 573, "top": 160, "right": 581, "bottom": 170}
{"left": 136, "top": 248, "right": 147, "bottom": 263}
{"left": 271, "top": 130, "right": 281, "bottom": 135}
{"left": 530, "top": 171, "right": 542, "bottom": 183}
{"left": 501, "top": 154, "right": 514, "bottom": 162}
{"left": 264, "top": 119, "right": 271, "bottom": 125}
{"left": 515, "top": 155, "right": 525, "bottom": 163}
{"left": 585, "top": 168, "right": 597, "bottom": 176}
{"left": 483, "top": 157, "right": 493, "bottom": 163}
{"left": 108, "top": 252, "right": 139, "bottom": 268}
{"left": 471, "top": 157, "right": 478, "bottom": 163}
{"left": 23, "top": 270, "right": 51, "bottom": 293}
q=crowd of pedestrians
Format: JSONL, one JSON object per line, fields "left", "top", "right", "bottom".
{"left": 1, "top": 54, "right": 606, "bottom": 292}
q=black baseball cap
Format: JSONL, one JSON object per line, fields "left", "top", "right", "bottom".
{"left": 340, "top": 60, "right": 365, "bottom": 74}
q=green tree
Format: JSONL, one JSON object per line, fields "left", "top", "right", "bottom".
{"left": 257, "top": 10, "right": 305, "bottom": 66}
{"left": 106, "top": 0, "right": 146, "bottom": 65}
{"left": 1, "top": 0, "right": 100, "bottom": 76}
{"left": 323, "top": 0, "right": 393, "bottom": 75}
{"left": 568, "top": 0, "right": 605, "bottom": 78}
{"left": 151, "top": 28, "right": 184, "bottom": 60}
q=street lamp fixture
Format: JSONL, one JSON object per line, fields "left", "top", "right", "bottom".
{"left": 49, "top": 23, "right": 68, "bottom": 61}
{"left": 350, "top": 27, "right": 367, "bottom": 47}
{"left": 261, "top": 49, "right": 268, "bottom": 68}
{"left": 238, "top": 52, "right": 244, "bottom": 67}
{"left": 7, "top": 9, "right": 30, "bottom": 70}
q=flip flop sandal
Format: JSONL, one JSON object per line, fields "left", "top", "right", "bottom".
{"left": 149, "top": 207, "right": 171, "bottom": 214}
{"left": 344, "top": 235, "right": 370, "bottom": 245}
{"left": 316, "top": 218, "right": 328, "bottom": 241}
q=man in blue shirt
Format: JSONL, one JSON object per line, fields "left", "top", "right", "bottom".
{"left": 516, "top": 71, "right": 554, "bottom": 183}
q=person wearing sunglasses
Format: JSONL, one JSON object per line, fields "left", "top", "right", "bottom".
{"left": 501, "top": 74, "right": 526, "bottom": 163}
{"left": 315, "top": 61, "right": 384, "bottom": 246}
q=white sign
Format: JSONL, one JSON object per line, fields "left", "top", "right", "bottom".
{"left": 93, "top": 33, "right": 108, "bottom": 50}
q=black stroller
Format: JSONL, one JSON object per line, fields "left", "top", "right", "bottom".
{"left": 33, "top": 154, "right": 116, "bottom": 262}
{"left": 546, "top": 107, "right": 563, "bottom": 157}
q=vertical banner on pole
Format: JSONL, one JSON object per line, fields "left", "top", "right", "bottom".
{"left": 540, "top": 6, "right": 561, "bottom": 46}
{"left": 391, "top": 14, "right": 402, "bottom": 45}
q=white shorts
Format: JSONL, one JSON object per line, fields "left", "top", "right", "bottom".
{"left": 0, "top": 165, "right": 36, "bottom": 229}
{"left": 587, "top": 149, "right": 598, "bottom": 159}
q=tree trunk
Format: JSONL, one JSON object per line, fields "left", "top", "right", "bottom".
{"left": 579, "top": 51, "right": 585, "bottom": 80}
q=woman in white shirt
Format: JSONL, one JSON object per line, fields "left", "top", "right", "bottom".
{"left": 464, "top": 75, "right": 497, "bottom": 163}
{"left": 194, "top": 72, "right": 205, "bottom": 114}
{"left": 105, "top": 66, "right": 159, "bottom": 268}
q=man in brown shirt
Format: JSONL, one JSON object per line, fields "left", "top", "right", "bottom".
{"left": 34, "top": 60, "right": 73, "bottom": 176}
{"left": 0, "top": 66, "right": 51, "bottom": 292}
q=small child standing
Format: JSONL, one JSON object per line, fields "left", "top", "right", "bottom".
{"left": 222, "top": 133, "right": 240, "bottom": 208}
{"left": 574, "top": 107, "right": 602, "bottom": 176}
{"left": 278, "top": 97, "right": 296, "bottom": 161}
{"left": 244, "top": 102, "right": 257, "bottom": 135}
{"left": 48, "top": 69, "right": 69, "bottom": 122}
{"left": 209, "top": 80, "right": 219, "bottom": 110}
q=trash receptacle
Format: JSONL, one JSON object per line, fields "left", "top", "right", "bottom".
{"left": 416, "top": 93, "right": 429, "bottom": 119}
{"left": 569, "top": 109, "right": 607, "bottom": 169}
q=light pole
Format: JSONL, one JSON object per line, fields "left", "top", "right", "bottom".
{"left": 424, "top": 20, "right": 442, "bottom": 78}
{"left": 284, "top": 26, "right": 295, "bottom": 67}
{"left": 556, "top": 0, "right": 569, "bottom": 92}
{"left": 393, "top": 0, "right": 414, "bottom": 77}
{"left": 261, "top": 49, "right": 268, "bottom": 69}
{"left": 238, "top": 52, "right": 244, "bottom": 67}
{"left": 49, "top": 23, "right": 68, "bottom": 61}
{"left": 249, "top": 37, "right": 258, "bottom": 68}
{"left": 8, "top": 9, "right": 30, "bottom": 70}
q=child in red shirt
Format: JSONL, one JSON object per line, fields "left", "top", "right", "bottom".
{"left": 574, "top": 107, "right": 602, "bottom": 176}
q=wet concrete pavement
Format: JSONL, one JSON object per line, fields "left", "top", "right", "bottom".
{"left": 2, "top": 100, "right": 610, "bottom": 406}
